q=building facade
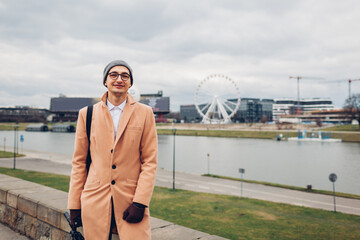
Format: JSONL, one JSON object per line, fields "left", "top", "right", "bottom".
{"left": 0, "top": 107, "right": 49, "bottom": 122}
{"left": 273, "top": 98, "right": 334, "bottom": 120}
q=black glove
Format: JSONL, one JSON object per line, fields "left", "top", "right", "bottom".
{"left": 70, "top": 209, "right": 82, "bottom": 227}
{"left": 123, "top": 203, "right": 145, "bottom": 223}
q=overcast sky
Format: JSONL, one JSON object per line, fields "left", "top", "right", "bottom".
{"left": 1, "top": 0, "right": 360, "bottom": 111}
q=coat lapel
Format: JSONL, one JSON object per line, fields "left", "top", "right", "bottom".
{"left": 114, "top": 93, "right": 136, "bottom": 146}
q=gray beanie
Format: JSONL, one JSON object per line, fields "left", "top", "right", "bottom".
{"left": 103, "top": 60, "right": 133, "bottom": 86}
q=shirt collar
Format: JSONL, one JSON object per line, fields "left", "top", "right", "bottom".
{"left": 107, "top": 98, "right": 127, "bottom": 111}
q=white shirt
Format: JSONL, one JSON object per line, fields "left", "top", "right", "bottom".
{"left": 107, "top": 98, "right": 127, "bottom": 138}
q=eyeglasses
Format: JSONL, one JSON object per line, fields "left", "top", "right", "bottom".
{"left": 108, "top": 72, "right": 130, "bottom": 81}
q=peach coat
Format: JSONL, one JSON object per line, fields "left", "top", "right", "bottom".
{"left": 68, "top": 92, "right": 158, "bottom": 240}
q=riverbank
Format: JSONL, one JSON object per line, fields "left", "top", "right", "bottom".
{"left": 157, "top": 126, "right": 360, "bottom": 142}
{"left": 2, "top": 122, "right": 360, "bottom": 142}
{"left": 1, "top": 167, "right": 360, "bottom": 239}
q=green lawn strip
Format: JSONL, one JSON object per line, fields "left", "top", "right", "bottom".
{"left": 0, "top": 168, "right": 359, "bottom": 239}
{"left": 0, "top": 167, "right": 69, "bottom": 192}
{"left": 156, "top": 129, "right": 298, "bottom": 139}
{"left": 202, "top": 174, "right": 360, "bottom": 200}
{"left": 323, "top": 125, "right": 360, "bottom": 132}
{"left": 151, "top": 187, "right": 360, "bottom": 240}
{"left": 0, "top": 122, "right": 76, "bottom": 131}
{"left": 0, "top": 122, "right": 29, "bottom": 131}
{"left": 0, "top": 151, "right": 25, "bottom": 158}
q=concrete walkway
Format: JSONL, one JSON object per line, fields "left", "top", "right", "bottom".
{"left": 0, "top": 222, "right": 30, "bottom": 240}
{"left": 1, "top": 150, "right": 359, "bottom": 216}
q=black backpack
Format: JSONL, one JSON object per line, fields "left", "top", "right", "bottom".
{"left": 86, "top": 105, "right": 93, "bottom": 174}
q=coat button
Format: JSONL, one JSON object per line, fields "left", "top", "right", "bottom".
{"left": 112, "top": 165, "right": 116, "bottom": 169}
{"left": 110, "top": 149, "right": 113, "bottom": 153}
{"left": 111, "top": 180, "right": 115, "bottom": 185}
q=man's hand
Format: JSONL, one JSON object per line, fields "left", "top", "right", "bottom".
{"left": 123, "top": 203, "right": 145, "bottom": 223}
{"left": 70, "top": 209, "right": 82, "bottom": 227}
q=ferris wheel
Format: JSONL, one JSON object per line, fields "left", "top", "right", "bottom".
{"left": 194, "top": 74, "right": 241, "bottom": 124}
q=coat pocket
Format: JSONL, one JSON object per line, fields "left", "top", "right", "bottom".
{"left": 84, "top": 180, "right": 100, "bottom": 190}
{"left": 125, "top": 178, "right": 138, "bottom": 186}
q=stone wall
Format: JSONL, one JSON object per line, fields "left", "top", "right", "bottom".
{"left": 0, "top": 174, "right": 227, "bottom": 240}
{"left": 0, "top": 174, "right": 72, "bottom": 239}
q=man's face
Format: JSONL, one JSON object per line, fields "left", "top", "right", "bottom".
{"left": 105, "top": 65, "right": 131, "bottom": 97}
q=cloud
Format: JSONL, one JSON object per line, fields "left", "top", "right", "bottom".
{"left": 1, "top": 0, "right": 360, "bottom": 111}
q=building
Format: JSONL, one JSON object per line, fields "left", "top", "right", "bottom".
{"left": 278, "top": 109, "right": 353, "bottom": 124}
{"left": 231, "top": 98, "right": 273, "bottom": 123}
{"left": 0, "top": 107, "right": 49, "bottom": 122}
{"left": 139, "top": 90, "right": 170, "bottom": 122}
{"left": 273, "top": 98, "right": 334, "bottom": 120}
{"left": 49, "top": 91, "right": 169, "bottom": 122}
{"left": 50, "top": 97, "right": 98, "bottom": 122}
{"left": 180, "top": 105, "right": 202, "bottom": 122}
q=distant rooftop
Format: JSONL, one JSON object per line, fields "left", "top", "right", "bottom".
{"left": 50, "top": 97, "right": 98, "bottom": 112}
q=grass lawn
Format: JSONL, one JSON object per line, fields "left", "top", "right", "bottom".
{"left": 0, "top": 151, "right": 25, "bottom": 158}
{"left": 156, "top": 129, "right": 298, "bottom": 139}
{"left": 323, "top": 125, "right": 360, "bottom": 132}
{"left": 203, "top": 174, "right": 360, "bottom": 200}
{"left": 0, "top": 167, "right": 359, "bottom": 239}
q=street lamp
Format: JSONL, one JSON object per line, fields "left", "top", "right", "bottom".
{"left": 239, "top": 168, "right": 245, "bottom": 198}
{"left": 13, "top": 123, "right": 19, "bottom": 169}
{"left": 172, "top": 128, "right": 177, "bottom": 191}
{"left": 207, "top": 153, "right": 210, "bottom": 175}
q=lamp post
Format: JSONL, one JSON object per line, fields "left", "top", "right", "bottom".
{"left": 172, "top": 128, "right": 176, "bottom": 191}
{"left": 207, "top": 153, "right": 210, "bottom": 175}
{"left": 13, "top": 123, "right": 19, "bottom": 169}
{"left": 239, "top": 168, "right": 245, "bottom": 198}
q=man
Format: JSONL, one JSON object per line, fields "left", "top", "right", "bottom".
{"left": 68, "top": 60, "right": 158, "bottom": 240}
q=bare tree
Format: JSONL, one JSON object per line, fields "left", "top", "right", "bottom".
{"left": 260, "top": 115, "right": 268, "bottom": 124}
{"left": 315, "top": 118, "right": 322, "bottom": 127}
{"left": 344, "top": 93, "right": 360, "bottom": 128}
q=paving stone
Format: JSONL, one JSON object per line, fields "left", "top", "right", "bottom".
{"left": 24, "top": 214, "right": 38, "bottom": 239}
{"left": 152, "top": 224, "right": 209, "bottom": 240}
{"left": 51, "top": 227, "right": 72, "bottom": 240}
{"left": 150, "top": 216, "right": 173, "bottom": 229}
{"left": 0, "top": 222, "right": 29, "bottom": 240}
{"left": 18, "top": 195, "right": 38, "bottom": 217}
{"left": 0, "top": 179, "right": 40, "bottom": 191}
{"left": 199, "top": 235, "right": 229, "bottom": 240}
{"left": 35, "top": 220, "right": 51, "bottom": 240}
{"left": 21, "top": 189, "right": 67, "bottom": 203}
{"left": 0, "top": 188, "right": 7, "bottom": 203}
{"left": 7, "top": 191, "right": 19, "bottom": 208}
{"left": 14, "top": 210, "right": 25, "bottom": 234}
{"left": 37, "top": 204, "right": 61, "bottom": 228}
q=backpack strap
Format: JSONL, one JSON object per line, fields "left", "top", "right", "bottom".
{"left": 86, "top": 105, "right": 93, "bottom": 174}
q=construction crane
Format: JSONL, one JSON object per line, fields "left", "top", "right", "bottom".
{"left": 323, "top": 78, "right": 360, "bottom": 99}
{"left": 289, "top": 76, "right": 324, "bottom": 112}
{"left": 348, "top": 79, "right": 360, "bottom": 99}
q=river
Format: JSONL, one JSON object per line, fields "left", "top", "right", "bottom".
{"left": 1, "top": 130, "right": 359, "bottom": 195}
